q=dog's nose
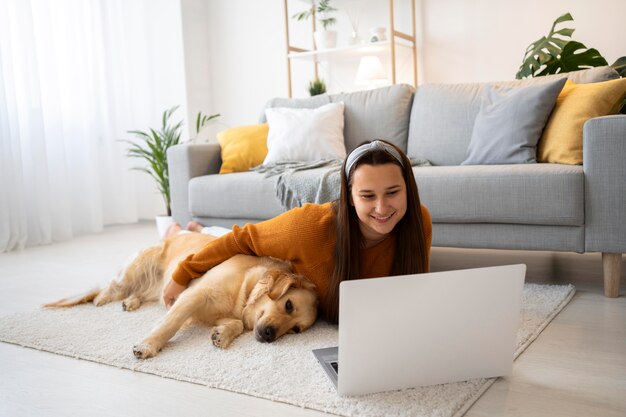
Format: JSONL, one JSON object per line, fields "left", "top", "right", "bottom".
{"left": 258, "top": 326, "right": 276, "bottom": 343}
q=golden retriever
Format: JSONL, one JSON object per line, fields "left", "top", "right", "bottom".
{"left": 45, "top": 232, "right": 319, "bottom": 358}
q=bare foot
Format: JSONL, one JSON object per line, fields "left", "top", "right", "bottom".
{"left": 164, "top": 222, "right": 182, "bottom": 238}
{"left": 186, "top": 221, "right": 204, "bottom": 233}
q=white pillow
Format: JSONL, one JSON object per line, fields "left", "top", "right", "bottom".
{"left": 263, "top": 102, "right": 346, "bottom": 164}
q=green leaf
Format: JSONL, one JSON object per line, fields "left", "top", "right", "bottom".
{"left": 127, "top": 130, "right": 151, "bottom": 140}
{"left": 553, "top": 12, "right": 573, "bottom": 25}
{"left": 320, "top": 17, "right": 336, "bottom": 30}
{"left": 558, "top": 41, "right": 608, "bottom": 72}
{"left": 317, "top": 0, "right": 336, "bottom": 13}
{"left": 195, "top": 112, "right": 202, "bottom": 134}
{"left": 194, "top": 112, "right": 220, "bottom": 136}
{"left": 554, "top": 28, "right": 575, "bottom": 37}
{"left": 292, "top": 9, "right": 313, "bottom": 21}
{"left": 163, "top": 106, "right": 179, "bottom": 128}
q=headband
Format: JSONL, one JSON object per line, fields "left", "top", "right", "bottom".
{"left": 344, "top": 140, "right": 405, "bottom": 177}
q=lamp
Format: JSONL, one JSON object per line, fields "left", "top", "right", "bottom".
{"left": 354, "top": 56, "right": 389, "bottom": 89}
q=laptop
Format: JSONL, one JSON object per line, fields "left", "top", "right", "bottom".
{"left": 313, "top": 264, "right": 526, "bottom": 396}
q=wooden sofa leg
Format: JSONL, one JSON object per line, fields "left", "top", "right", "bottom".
{"left": 602, "top": 253, "right": 622, "bottom": 298}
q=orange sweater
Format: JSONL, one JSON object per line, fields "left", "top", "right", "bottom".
{"left": 173, "top": 202, "right": 432, "bottom": 310}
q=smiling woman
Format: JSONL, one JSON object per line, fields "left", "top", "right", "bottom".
{"left": 0, "top": 0, "right": 187, "bottom": 252}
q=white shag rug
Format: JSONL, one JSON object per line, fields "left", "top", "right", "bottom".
{"left": 0, "top": 283, "right": 575, "bottom": 417}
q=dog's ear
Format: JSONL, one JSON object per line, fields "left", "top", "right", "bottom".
{"left": 245, "top": 267, "right": 273, "bottom": 306}
{"left": 267, "top": 271, "right": 318, "bottom": 300}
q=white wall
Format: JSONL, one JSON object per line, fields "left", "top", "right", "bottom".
{"left": 206, "top": 0, "right": 286, "bottom": 133}
{"left": 179, "top": 0, "right": 624, "bottom": 133}
{"left": 419, "top": 0, "right": 625, "bottom": 83}
{"left": 133, "top": 0, "right": 189, "bottom": 219}
{"left": 180, "top": 0, "right": 214, "bottom": 140}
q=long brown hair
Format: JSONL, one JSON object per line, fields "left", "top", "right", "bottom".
{"left": 325, "top": 140, "right": 428, "bottom": 323}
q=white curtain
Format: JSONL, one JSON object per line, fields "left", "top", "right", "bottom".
{"left": 0, "top": 0, "right": 188, "bottom": 252}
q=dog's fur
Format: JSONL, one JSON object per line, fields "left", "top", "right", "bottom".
{"left": 45, "top": 232, "right": 319, "bottom": 358}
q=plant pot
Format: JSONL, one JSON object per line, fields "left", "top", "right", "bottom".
{"left": 314, "top": 30, "right": 337, "bottom": 50}
{"left": 155, "top": 215, "right": 174, "bottom": 239}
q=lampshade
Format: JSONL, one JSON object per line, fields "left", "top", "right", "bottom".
{"left": 355, "top": 56, "right": 389, "bottom": 87}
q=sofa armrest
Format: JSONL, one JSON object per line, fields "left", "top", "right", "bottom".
{"left": 583, "top": 115, "right": 626, "bottom": 253}
{"left": 168, "top": 143, "right": 221, "bottom": 225}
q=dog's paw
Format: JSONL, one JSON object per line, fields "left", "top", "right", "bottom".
{"left": 122, "top": 296, "right": 141, "bottom": 312}
{"left": 132, "top": 342, "right": 159, "bottom": 359}
{"left": 93, "top": 298, "right": 108, "bottom": 307}
{"left": 93, "top": 290, "right": 111, "bottom": 307}
{"left": 210, "top": 326, "right": 233, "bottom": 349}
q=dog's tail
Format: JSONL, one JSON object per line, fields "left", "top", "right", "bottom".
{"left": 44, "top": 288, "right": 102, "bottom": 308}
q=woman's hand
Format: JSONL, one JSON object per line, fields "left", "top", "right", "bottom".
{"left": 162, "top": 278, "right": 187, "bottom": 309}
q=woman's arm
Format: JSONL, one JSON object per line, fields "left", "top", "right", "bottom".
{"left": 163, "top": 203, "right": 334, "bottom": 306}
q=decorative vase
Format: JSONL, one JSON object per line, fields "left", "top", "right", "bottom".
{"left": 314, "top": 30, "right": 337, "bottom": 50}
{"left": 155, "top": 215, "right": 174, "bottom": 238}
{"left": 348, "top": 30, "right": 362, "bottom": 45}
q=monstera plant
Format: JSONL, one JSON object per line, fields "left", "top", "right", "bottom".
{"left": 516, "top": 13, "right": 624, "bottom": 79}
{"left": 516, "top": 13, "right": 625, "bottom": 112}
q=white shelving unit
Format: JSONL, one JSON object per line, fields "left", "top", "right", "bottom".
{"left": 283, "top": 0, "right": 417, "bottom": 97}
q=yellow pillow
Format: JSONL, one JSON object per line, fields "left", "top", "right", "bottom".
{"left": 537, "top": 78, "right": 626, "bottom": 165}
{"left": 217, "top": 124, "right": 269, "bottom": 174}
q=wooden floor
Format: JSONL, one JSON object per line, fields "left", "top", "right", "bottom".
{"left": 0, "top": 222, "right": 624, "bottom": 417}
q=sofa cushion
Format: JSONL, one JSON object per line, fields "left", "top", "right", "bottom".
{"left": 537, "top": 78, "right": 626, "bottom": 165}
{"left": 408, "top": 66, "right": 621, "bottom": 166}
{"left": 462, "top": 78, "right": 567, "bottom": 165}
{"left": 189, "top": 172, "right": 283, "bottom": 220}
{"left": 190, "top": 164, "right": 583, "bottom": 228}
{"left": 414, "top": 164, "right": 583, "bottom": 226}
{"left": 329, "top": 84, "right": 414, "bottom": 152}
{"left": 217, "top": 124, "right": 268, "bottom": 174}
{"left": 263, "top": 102, "right": 346, "bottom": 164}
{"left": 564, "top": 65, "right": 621, "bottom": 84}
{"left": 261, "top": 84, "right": 414, "bottom": 154}
{"left": 258, "top": 94, "right": 331, "bottom": 122}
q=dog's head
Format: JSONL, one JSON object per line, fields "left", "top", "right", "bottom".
{"left": 243, "top": 268, "right": 318, "bottom": 343}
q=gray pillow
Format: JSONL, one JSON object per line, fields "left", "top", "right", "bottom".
{"left": 461, "top": 77, "right": 567, "bottom": 165}
{"left": 258, "top": 94, "right": 331, "bottom": 123}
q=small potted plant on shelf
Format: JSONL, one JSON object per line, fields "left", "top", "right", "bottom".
{"left": 292, "top": 0, "right": 338, "bottom": 50}
{"left": 308, "top": 77, "right": 327, "bottom": 96}
{"left": 123, "top": 106, "right": 219, "bottom": 236}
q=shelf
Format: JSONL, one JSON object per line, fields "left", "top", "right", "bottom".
{"left": 283, "top": 0, "right": 417, "bottom": 97}
{"left": 288, "top": 40, "right": 414, "bottom": 63}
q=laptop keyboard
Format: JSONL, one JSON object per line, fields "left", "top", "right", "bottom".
{"left": 331, "top": 361, "right": 339, "bottom": 374}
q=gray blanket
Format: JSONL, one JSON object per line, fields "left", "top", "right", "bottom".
{"left": 253, "top": 159, "right": 431, "bottom": 211}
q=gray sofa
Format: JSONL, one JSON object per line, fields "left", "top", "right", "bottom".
{"left": 168, "top": 67, "right": 625, "bottom": 297}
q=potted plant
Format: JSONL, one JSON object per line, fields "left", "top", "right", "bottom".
{"left": 123, "top": 106, "right": 219, "bottom": 236}
{"left": 292, "top": 0, "right": 338, "bottom": 50}
{"left": 308, "top": 77, "right": 327, "bottom": 96}
{"left": 516, "top": 12, "right": 625, "bottom": 113}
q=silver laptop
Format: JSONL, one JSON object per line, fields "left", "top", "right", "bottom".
{"left": 313, "top": 264, "right": 526, "bottom": 396}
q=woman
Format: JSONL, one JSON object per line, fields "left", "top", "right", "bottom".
{"left": 163, "top": 139, "right": 432, "bottom": 323}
